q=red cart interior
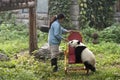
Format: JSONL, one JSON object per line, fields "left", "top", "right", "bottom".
{"left": 68, "top": 31, "right": 83, "bottom": 64}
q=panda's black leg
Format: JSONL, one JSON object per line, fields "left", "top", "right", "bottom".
{"left": 86, "top": 69, "right": 89, "bottom": 74}
{"left": 84, "top": 61, "right": 96, "bottom": 72}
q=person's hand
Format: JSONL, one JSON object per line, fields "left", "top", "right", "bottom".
{"left": 63, "top": 38, "right": 69, "bottom": 42}
{"left": 67, "top": 30, "right": 76, "bottom": 33}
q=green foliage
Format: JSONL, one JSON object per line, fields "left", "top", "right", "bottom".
{"left": 0, "top": 9, "right": 120, "bottom": 80}
{"left": 49, "top": 0, "right": 117, "bottom": 29}
{"left": 100, "top": 23, "right": 120, "bottom": 43}
{"left": 37, "top": 30, "right": 48, "bottom": 47}
{"left": 81, "top": 23, "right": 120, "bottom": 43}
{"left": 0, "top": 11, "right": 15, "bottom": 25}
{"left": 78, "top": 0, "right": 117, "bottom": 29}
{"left": 0, "top": 22, "right": 48, "bottom": 55}
{"left": 0, "top": 23, "right": 29, "bottom": 42}
{"left": 0, "top": 23, "right": 29, "bottom": 55}
{"left": 0, "top": 42, "right": 120, "bottom": 80}
{"left": 81, "top": 23, "right": 97, "bottom": 42}
{"left": 0, "top": 40, "right": 28, "bottom": 56}
{"left": 49, "top": 0, "right": 72, "bottom": 28}
{"left": 87, "top": 42, "right": 120, "bottom": 55}
{"left": 81, "top": 27, "right": 96, "bottom": 42}
{"left": 0, "top": 56, "right": 38, "bottom": 80}
{"left": 0, "top": 53, "right": 51, "bottom": 80}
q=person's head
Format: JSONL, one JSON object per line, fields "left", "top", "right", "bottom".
{"left": 57, "top": 13, "right": 65, "bottom": 23}
{"left": 49, "top": 13, "right": 65, "bottom": 27}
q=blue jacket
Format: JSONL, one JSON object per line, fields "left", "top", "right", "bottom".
{"left": 48, "top": 20, "right": 68, "bottom": 45}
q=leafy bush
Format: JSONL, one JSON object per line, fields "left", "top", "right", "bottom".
{"left": 0, "top": 23, "right": 28, "bottom": 41}
{"left": 0, "top": 53, "right": 51, "bottom": 80}
{"left": 48, "top": 0, "right": 72, "bottom": 28}
{"left": 87, "top": 42, "right": 120, "bottom": 54}
{"left": 100, "top": 23, "right": 120, "bottom": 43}
{"left": 81, "top": 23, "right": 120, "bottom": 43}
{"left": 0, "top": 66, "right": 38, "bottom": 80}
{"left": 0, "top": 22, "right": 48, "bottom": 55}
{"left": 81, "top": 26, "right": 97, "bottom": 42}
{"left": 0, "top": 23, "right": 29, "bottom": 55}
{"left": 37, "top": 30, "right": 48, "bottom": 47}
{"left": 78, "top": 0, "right": 117, "bottom": 29}
{"left": 0, "top": 11, "right": 15, "bottom": 25}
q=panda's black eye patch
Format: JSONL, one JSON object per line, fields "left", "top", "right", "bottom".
{"left": 77, "top": 41, "right": 80, "bottom": 44}
{"left": 71, "top": 41, "right": 73, "bottom": 43}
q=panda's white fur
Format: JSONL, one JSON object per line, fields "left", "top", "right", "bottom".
{"left": 68, "top": 40, "right": 96, "bottom": 72}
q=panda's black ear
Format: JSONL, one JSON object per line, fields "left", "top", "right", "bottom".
{"left": 77, "top": 41, "right": 80, "bottom": 44}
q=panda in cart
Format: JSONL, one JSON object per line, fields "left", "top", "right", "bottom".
{"left": 68, "top": 39, "right": 96, "bottom": 72}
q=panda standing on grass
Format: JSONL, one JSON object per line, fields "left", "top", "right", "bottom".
{"left": 68, "top": 39, "right": 96, "bottom": 72}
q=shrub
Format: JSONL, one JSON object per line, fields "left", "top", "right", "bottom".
{"left": 81, "top": 26, "right": 97, "bottom": 42}
{"left": 78, "top": 0, "right": 117, "bottom": 29}
{"left": 0, "top": 23, "right": 28, "bottom": 42}
{"left": 100, "top": 23, "right": 120, "bottom": 43}
{"left": 87, "top": 42, "right": 120, "bottom": 54}
{"left": 81, "top": 23, "right": 120, "bottom": 43}
{"left": 0, "top": 23, "right": 29, "bottom": 55}
{"left": 48, "top": 0, "right": 72, "bottom": 29}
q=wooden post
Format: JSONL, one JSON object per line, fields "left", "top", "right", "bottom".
{"left": 29, "top": 7, "right": 38, "bottom": 55}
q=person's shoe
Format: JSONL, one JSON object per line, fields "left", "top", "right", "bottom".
{"left": 51, "top": 58, "right": 57, "bottom": 66}
{"left": 53, "top": 66, "right": 58, "bottom": 72}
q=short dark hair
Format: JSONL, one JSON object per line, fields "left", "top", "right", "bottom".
{"left": 57, "top": 13, "right": 65, "bottom": 19}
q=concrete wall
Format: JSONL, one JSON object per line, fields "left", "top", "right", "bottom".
{"left": 70, "top": 0, "right": 80, "bottom": 29}
{"left": 15, "top": 12, "right": 48, "bottom": 28}
{"left": 14, "top": 0, "right": 80, "bottom": 29}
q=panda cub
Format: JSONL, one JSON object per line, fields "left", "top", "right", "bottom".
{"left": 68, "top": 40, "right": 96, "bottom": 72}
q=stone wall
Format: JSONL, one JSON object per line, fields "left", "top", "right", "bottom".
{"left": 15, "top": 0, "right": 80, "bottom": 29}
{"left": 15, "top": 11, "right": 48, "bottom": 29}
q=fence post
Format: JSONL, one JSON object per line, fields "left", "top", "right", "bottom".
{"left": 29, "top": 7, "right": 38, "bottom": 55}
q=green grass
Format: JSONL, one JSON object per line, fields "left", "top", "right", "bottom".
{"left": 0, "top": 42, "right": 120, "bottom": 80}
{"left": 0, "top": 23, "right": 120, "bottom": 80}
{"left": 0, "top": 39, "right": 29, "bottom": 56}
{"left": 0, "top": 23, "right": 47, "bottom": 56}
